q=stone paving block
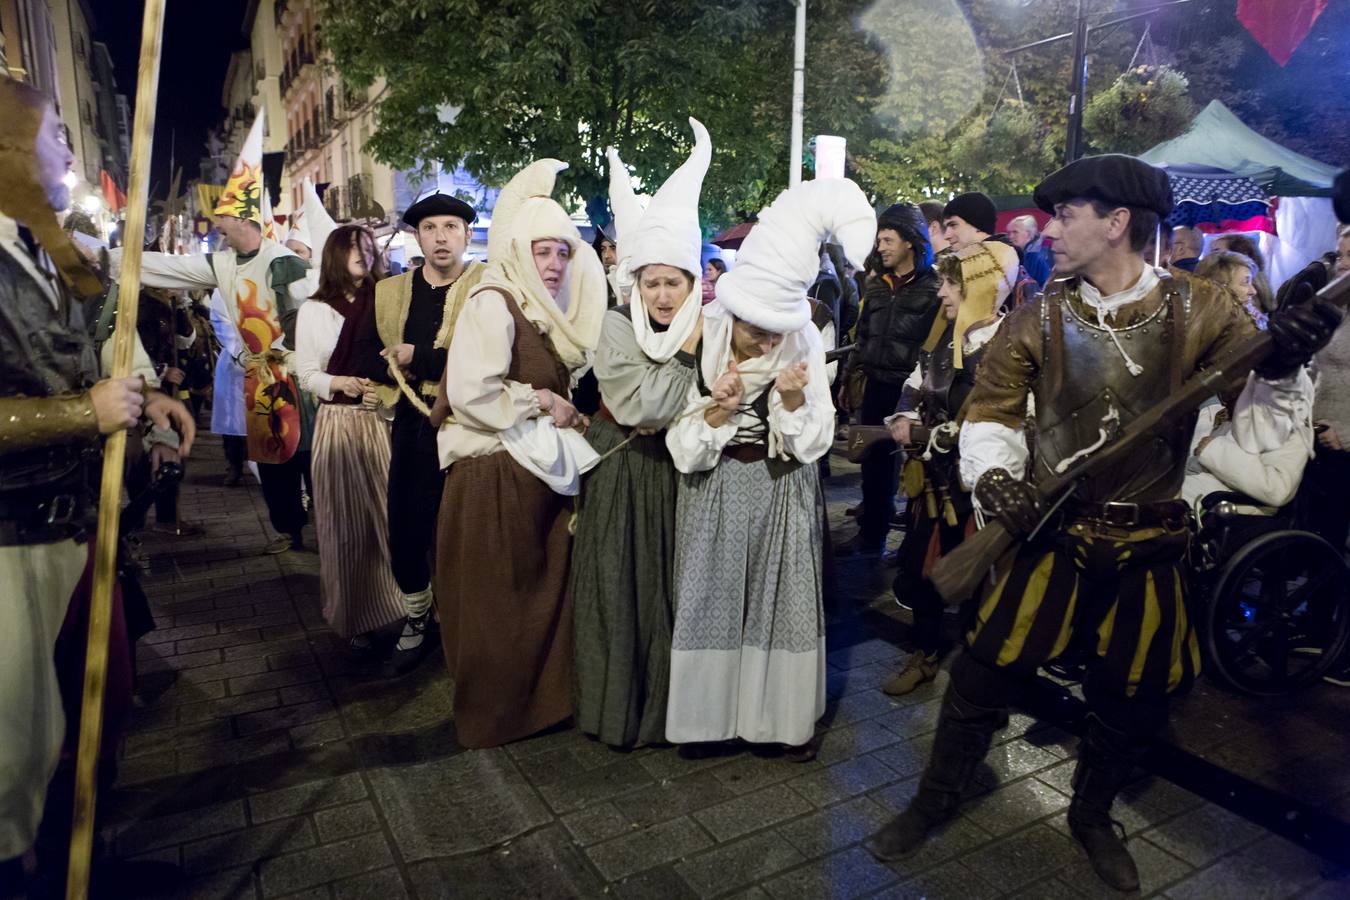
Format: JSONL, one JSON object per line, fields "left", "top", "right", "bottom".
{"left": 177, "top": 732, "right": 292, "bottom": 773}
{"left": 535, "top": 754, "right": 655, "bottom": 814}
{"left": 776, "top": 794, "right": 894, "bottom": 860}
{"left": 610, "top": 865, "right": 701, "bottom": 900}
{"left": 674, "top": 830, "right": 807, "bottom": 898}
{"left": 1142, "top": 802, "right": 1266, "bottom": 868}
{"left": 229, "top": 665, "right": 323, "bottom": 695}
{"left": 635, "top": 744, "right": 741, "bottom": 782}
{"left": 502, "top": 723, "right": 589, "bottom": 760}
{"left": 280, "top": 682, "right": 331, "bottom": 705}
{"left": 236, "top": 700, "right": 337, "bottom": 737}
{"left": 864, "top": 738, "right": 928, "bottom": 780}
{"left": 973, "top": 738, "right": 1063, "bottom": 788}
{"left": 268, "top": 649, "right": 318, "bottom": 672}
{"left": 1002, "top": 875, "right": 1088, "bottom": 899}
{"left": 114, "top": 749, "right": 177, "bottom": 786}
{"left": 181, "top": 816, "right": 317, "bottom": 874}
{"left": 138, "top": 675, "right": 229, "bottom": 708}
{"left": 961, "top": 776, "right": 1071, "bottom": 836}
{"left": 176, "top": 655, "right": 272, "bottom": 686}
{"left": 1157, "top": 831, "right": 1333, "bottom": 900}
{"left": 762, "top": 845, "right": 898, "bottom": 900}
{"left": 1049, "top": 836, "right": 1193, "bottom": 898}
{"left": 586, "top": 816, "right": 714, "bottom": 882}
{"left": 176, "top": 629, "right": 264, "bottom": 655}
{"left": 610, "top": 769, "right": 741, "bottom": 829}
{"left": 262, "top": 623, "right": 307, "bottom": 642}
{"left": 1299, "top": 875, "right": 1350, "bottom": 900}
{"left": 142, "top": 622, "right": 220, "bottom": 646}
{"left": 122, "top": 719, "right": 234, "bottom": 758}
{"left": 128, "top": 704, "right": 178, "bottom": 733}
{"left": 291, "top": 716, "right": 346, "bottom": 748}
{"left": 692, "top": 781, "right": 814, "bottom": 842}
{"left": 961, "top": 823, "right": 1082, "bottom": 892}
{"left": 117, "top": 800, "right": 246, "bottom": 856}
{"left": 825, "top": 660, "right": 896, "bottom": 700}
{"left": 178, "top": 690, "right": 283, "bottom": 725}
{"left": 333, "top": 662, "right": 453, "bottom": 737}
{"left": 711, "top": 752, "right": 822, "bottom": 797}
{"left": 259, "top": 832, "right": 395, "bottom": 897}
{"left": 878, "top": 811, "right": 995, "bottom": 877}
{"left": 409, "top": 825, "right": 605, "bottom": 899}
{"left": 160, "top": 863, "right": 258, "bottom": 900}
{"left": 874, "top": 698, "right": 942, "bottom": 741}
{"left": 225, "top": 637, "right": 313, "bottom": 662}
{"left": 560, "top": 801, "right": 634, "bottom": 846}
{"left": 249, "top": 773, "right": 368, "bottom": 823}
{"left": 788, "top": 755, "right": 900, "bottom": 808}
{"left": 821, "top": 689, "right": 897, "bottom": 728}
{"left": 369, "top": 748, "right": 552, "bottom": 862}
{"left": 875, "top": 859, "right": 1002, "bottom": 900}
{"left": 219, "top": 609, "right": 302, "bottom": 635}
{"left": 812, "top": 720, "right": 900, "bottom": 766}
{"left": 313, "top": 800, "right": 381, "bottom": 843}
{"left": 515, "top": 740, "right": 619, "bottom": 787}
{"left": 330, "top": 867, "right": 410, "bottom": 900}
{"left": 827, "top": 638, "right": 902, "bottom": 672}
{"left": 175, "top": 604, "right": 256, "bottom": 628}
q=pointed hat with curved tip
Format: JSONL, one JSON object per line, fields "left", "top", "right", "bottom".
{"left": 292, "top": 176, "right": 337, "bottom": 256}
{"left": 606, "top": 147, "right": 645, "bottom": 245}
{"left": 617, "top": 117, "right": 711, "bottom": 278}
{"left": 715, "top": 178, "right": 876, "bottom": 333}
{"left": 487, "top": 158, "right": 568, "bottom": 262}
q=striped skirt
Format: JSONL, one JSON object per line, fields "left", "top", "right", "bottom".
{"left": 312, "top": 403, "right": 404, "bottom": 639}
{"left": 965, "top": 519, "right": 1201, "bottom": 700}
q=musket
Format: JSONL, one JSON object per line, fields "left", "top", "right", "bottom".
{"left": 66, "top": 1, "right": 166, "bottom": 897}
{"left": 929, "top": 270, "right": 1350, "bottom": 605}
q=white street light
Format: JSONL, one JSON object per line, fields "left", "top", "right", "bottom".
{"left": 789, "top": 0, "right": 806, "bottom": 187}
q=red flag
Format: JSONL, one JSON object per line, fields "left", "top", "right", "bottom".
{"left": 99, "top": 170, "right": 127, "bottom": 212}
{"left": 1237, "top": 0, "right": 1327, "bottom": 66}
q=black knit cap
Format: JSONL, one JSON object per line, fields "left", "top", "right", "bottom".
{"left": 402, "top": 193, "right": 477, "bottom": 228}
{"left": 942, "top": 192, "right": 997, "bottom": 235}
{"left": 1033, "top": 154, "right": 1173, "bottom": 218}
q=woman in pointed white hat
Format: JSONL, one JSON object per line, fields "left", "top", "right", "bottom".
{"left": 665, "top": 178, "right": 877, "bottom": 756}
{"left": 571, "top": 119, "right": 710, "bottom": 749}
{"left": 428, "top": 159, "right": 607, "bottom": 749}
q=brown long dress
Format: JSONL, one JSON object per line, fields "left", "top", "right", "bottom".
{"left": 435, "top": 290, "right": 575, "bottom": 749}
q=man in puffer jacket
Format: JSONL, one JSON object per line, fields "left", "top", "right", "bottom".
{"left": 837, "top": 203, "right": 939, "bottom": 556}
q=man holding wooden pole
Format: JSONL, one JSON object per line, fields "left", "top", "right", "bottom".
{"left": 868, "top": 154, "right": 1342, "bottom": 891}
{"left": 0, "top": 76, "right": 193, "bottom": 891}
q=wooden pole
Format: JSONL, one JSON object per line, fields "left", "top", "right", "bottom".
{"left": 65, "top": 0, "right": 166, "bottom": 896}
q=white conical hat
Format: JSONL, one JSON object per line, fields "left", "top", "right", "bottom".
{"left": 287, "top": 177, "right": 337, "bottom": 254}
{"left": 487, "top": 158, "right": 568, "bottom": 262}
{"left": 214, "top": 112, "right": 265, "bottom": 225}
{"left": 608, "top": 118, "right": 710, "bottom": 280}
{"left": 716, "top": 178, "right": 876, "bottom": 333}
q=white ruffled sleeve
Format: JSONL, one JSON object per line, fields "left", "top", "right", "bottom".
{"left": 665, "top": 379, "right": 736, "bottom": 474}
{"left": 446, "top": 291, "right": 541, "bottom": 432}
{"left": 959, "top": 421, "right": 1029, "bottom": 496}
{"left": 294, "top": 301, "right": 336, "bottom": 401}
{"left": 1234, "top": 368, "right": 1315, "bottom": 456}
{"left": 770, "top": 330, "right": 835, "bottom": 464}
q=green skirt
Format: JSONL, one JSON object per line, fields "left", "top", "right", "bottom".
{"left": 570, "top": 416, "right": 677, "bottom": 747}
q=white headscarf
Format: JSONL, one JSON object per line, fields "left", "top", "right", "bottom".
{"left": 471, "top": 159, "right": 607, "bottom": 370}
{"left": 608, "top": 118, "right": 710, "bottom": 361}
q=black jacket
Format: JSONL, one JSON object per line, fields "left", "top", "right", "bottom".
{"left": 849, "top": 267, "right": 941, "bottom": 386}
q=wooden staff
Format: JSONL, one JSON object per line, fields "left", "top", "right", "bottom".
{"left": 65, "top": 0, "right": 166, "bottom": 896}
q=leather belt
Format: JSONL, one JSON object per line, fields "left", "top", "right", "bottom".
{"left": 1067, "top": 499, "right": 1190, "bottom": 530}
{"left": 0, "top": 491, "right": 93, "bottom": 545}
{"left": 723, "top": 443, "right": 768, "bottom": 464}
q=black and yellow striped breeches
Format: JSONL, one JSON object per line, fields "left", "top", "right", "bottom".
{"left": 965, "top": 520, "right": 1201, "bottom": 700}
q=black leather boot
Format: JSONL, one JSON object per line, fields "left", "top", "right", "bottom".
{"left": 868, "top": 683, "right": 1007, "bottom": 861}
{"left": 1067, "top": 715, "right": 1144, "bottom": 892}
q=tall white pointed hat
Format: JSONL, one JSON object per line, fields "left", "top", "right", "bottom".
{"left": 607, "top": 118, "right": 710, "bottom": 286}
{"left": 716, "top": 178, "right": 876, "bottom": 333}
{"left": 287, "top": 177, "right": 338, "bottom": 253}
{"left": 214, "top": 111, "right": 265, "bottom": 226}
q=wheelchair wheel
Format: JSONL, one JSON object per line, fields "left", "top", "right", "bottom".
{"left": 1203, "top": 529, "right": 1350, "bottom": 696}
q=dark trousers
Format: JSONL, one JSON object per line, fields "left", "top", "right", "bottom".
{"left": 893, "top": 508, "right": 969, "bottom": 655}
{"left": 1305, "top": 447, "right": 1350, "bottom": 553}
{"left": 858, "top": 378, "right": 905, "bottom": 545}
{"left": 387, "top": 404, "right": 444, "bottom": 594}
{"left": 257, "top": 451, "right": 311, "bottom": 538}
{"left": 223, "top": 434, "right": 247, "bottom": 472}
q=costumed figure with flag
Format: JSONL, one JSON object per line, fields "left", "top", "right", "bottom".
{"left": 111, "top": 113, "right": 315, "bottom": 553}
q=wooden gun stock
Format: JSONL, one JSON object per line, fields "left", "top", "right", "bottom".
{"left": 929, "top": 269, "right": 1350, "bottom": 604}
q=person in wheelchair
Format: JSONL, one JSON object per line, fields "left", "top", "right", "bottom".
{"left": 1182, "top": 367, "right": 1316, "bottom": 520}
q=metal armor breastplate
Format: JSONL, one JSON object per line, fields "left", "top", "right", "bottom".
{"left": 919, "top": 323, "right": 959, "bottom": 426}
{"left": 1031, "top": 279, "right": 1193, "bottom": 503}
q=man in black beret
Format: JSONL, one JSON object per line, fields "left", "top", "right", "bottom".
{"left": 375, "top": 193, "right": 484, "bottom": 674}
{"left": 871, "top": 154, "right": 1342, "bottom": 890}
{"left": 837, "top": 202, "right": 939, "bottom": 558}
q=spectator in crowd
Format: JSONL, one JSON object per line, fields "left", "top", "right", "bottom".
{"left": 919, "top": 201, "right": 949, "bottom": 254}
{"left": 837, "top": 203, "right": 938, "bottom": 557}
{"left": 1170, "top": 225, "right": 1203, "bottom": 271}
{"left": 702, "top": 256, "right": 726, "bottom": 304}
{"left": 1007, "top": 214, "right": 1053, "bottom": 287}
{"left": 1210, "top": 232, "right": 1275, "bottom": 313}
{"left": 1195, "top": 250, "right": 1265, "bottom": 327}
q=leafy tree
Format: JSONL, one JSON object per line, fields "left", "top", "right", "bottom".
{"left": 321, "top": 0, "right": 885, "bottom": 231}
{"left": 1083, "top": 65, "right": 1194, "bottom": 155}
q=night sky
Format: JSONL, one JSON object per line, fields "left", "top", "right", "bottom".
{"left": 96, "top": 0, "right": 246, "bottom": 198}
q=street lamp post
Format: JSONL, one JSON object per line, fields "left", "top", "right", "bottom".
{"left": 789, "top": 0, "right": 806, "bottom": 187}
{"left": 1064, "top": 0, "right": 1089, "bottom": 164}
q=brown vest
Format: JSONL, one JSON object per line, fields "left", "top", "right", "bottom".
{"left": 498, "top": 289, "right": 571, "bottom": 397}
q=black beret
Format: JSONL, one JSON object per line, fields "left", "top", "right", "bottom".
{"left": 402, "top": 193, "right": 477, "bottom": 228}
{"left": 1033, "top": 154, "right": 1173, "bottom": 219}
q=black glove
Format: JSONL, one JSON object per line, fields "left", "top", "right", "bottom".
{"left": 1257, "top": 298, "right": 1343, "bottom": 379}
{"left": 975, "top": 468, "right": 1042, "bottom": 537}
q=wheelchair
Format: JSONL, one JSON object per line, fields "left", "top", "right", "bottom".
{"left": 1191, "top": 487, "right": 1350, "bottom": 696}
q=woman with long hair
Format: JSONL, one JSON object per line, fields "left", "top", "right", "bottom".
{"left": 295, "top": 225, "right": 404, "bottom": 650}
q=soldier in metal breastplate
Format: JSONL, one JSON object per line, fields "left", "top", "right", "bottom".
{"left": 882, "top": 241, "right": 1020, "bottom": 698}
{"left": 869, "top": 154, "right": 1342, "bottom": 891}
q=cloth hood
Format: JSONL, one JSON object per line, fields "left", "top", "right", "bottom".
{"left": 716, "top": 178, "right": 876, "bottom": 333}
{"left": 215, "top": 112, "right": 265, "bottom": 226}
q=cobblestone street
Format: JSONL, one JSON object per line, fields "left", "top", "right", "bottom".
{"left": 98, "top": 434, "right": 1350, "bottom": 899}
